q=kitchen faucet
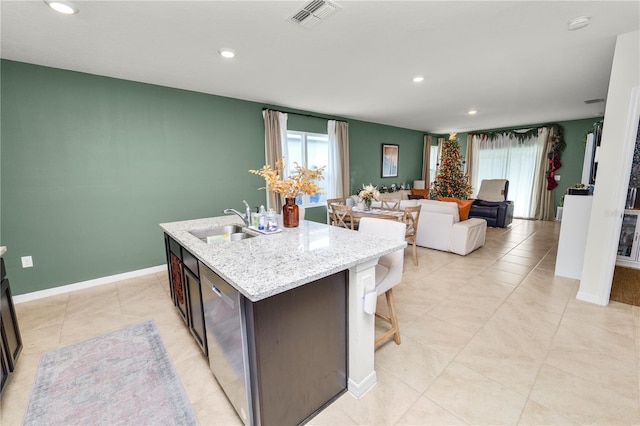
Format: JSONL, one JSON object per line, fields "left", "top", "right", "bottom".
{"left": 223, "top": 200, "right": 252, "bottom": 227}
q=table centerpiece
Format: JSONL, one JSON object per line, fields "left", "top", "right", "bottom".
{"left": 358, "top": 184, "right": 380, "bottom": 211}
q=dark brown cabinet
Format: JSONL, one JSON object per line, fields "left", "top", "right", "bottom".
{"left": 164, "top": 234, "right": 207, "bottom": 356}
{"left": 166, "top": 235, "right": 189, "bottom": 325}
{"left": 1, "top": 257, "right": 22, "bottom": 398}
{"left": 1, "top": 337, "right": 9, "bottom": 395}
{"left": 245, "top": 270, "right": 347, "bottom": 425}
{"left": 184, "top": 265, "right": 206, "bottom": 355}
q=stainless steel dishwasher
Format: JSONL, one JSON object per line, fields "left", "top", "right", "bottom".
{"left": 200, "top": 265, "right": 253, "bottom": 425}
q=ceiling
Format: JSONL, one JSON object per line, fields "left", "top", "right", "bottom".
{"left": 1, "top": 1, "right": 639, "bottom": 134}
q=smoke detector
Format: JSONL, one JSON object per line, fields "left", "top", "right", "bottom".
{"left": 568, "top": 16, "right": 591, "bottom": 31}
{"left": 288, "top": 0, "right": 341, "bottom": 29}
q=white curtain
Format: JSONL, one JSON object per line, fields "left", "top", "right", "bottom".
{"left": 422, "top": 135, "right": 432, "bottom": 182}
{"left": 471, "top": 131, "right": 546, "bottom": 218}
{"left": 535, "top": 127, "right": 555, "bottom": 220}
{"left": 328, "top": 120, "right": 350, "bottom": 198}
{"left": 465, "top": 134, "right": 474, "bottom": 184}
{"left": 263, "top": 109, "right": 288, "bottom": 210}
{"left": 437, "top": 137, "right": 444, "bottom": 166}
{"left": 531, "top": 127, "right": 550, "bottom": 219}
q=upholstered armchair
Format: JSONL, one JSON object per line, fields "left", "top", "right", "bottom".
{"left": 468, "top": 179, "right": 514, "bottom": 228}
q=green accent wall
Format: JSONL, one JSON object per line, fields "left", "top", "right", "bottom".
{"left": 348, "top": 121, "right": 424, "bottom": 193}
{"left": 0, "top": 60, "right": 425, "bottom": 295}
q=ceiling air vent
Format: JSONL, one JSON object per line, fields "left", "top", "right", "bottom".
{"left": 288, "top": 0, "right": 341, "bottom": 29}
{"left": 584, "top": 98, "right": 605, "bottom": 104}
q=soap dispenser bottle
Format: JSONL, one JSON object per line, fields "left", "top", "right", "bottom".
{"left": 266, "top": 208, "right": 278, "bottom": 232}
{"left": 258, "top": 205, "right": 266, "bottom": 231}
{"left": 252, "top": 207, "right": 260, "bottom": 228}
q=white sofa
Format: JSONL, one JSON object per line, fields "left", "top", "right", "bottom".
{"left": 346, "top": 196, "right": 486, "bottom": 256}
{"left": 414, "top": 200, "right": 486, "bottom": 255}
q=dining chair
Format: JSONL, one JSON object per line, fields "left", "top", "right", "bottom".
{"left": 332, "top": 204, "right": 355, "bottom": 230}
{"left": 358, "top": 217, "right": 406, "bottom": 347}
{"left": 381, "top": 199, "right": 401, "bottom": 210}
{"left": 326, "top": 197, "right": 345, "bottom": 225}
{"left": 402, "top": 205, "right": 421, "bottom": 266}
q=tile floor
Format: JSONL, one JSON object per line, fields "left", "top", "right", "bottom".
{"left": 2, "top": 219, "right": 640, "bottom": 425}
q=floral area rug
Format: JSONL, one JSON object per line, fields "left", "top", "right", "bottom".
{"left": 22, "top": 320, "right": 198, "bottom": 426}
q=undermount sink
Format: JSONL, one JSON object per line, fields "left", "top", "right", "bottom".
{"left": 189, "top": 225, "right": 256, "bottom": 243}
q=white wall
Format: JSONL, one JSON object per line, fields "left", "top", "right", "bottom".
{"left": 577, "top": 30, "right": 640, "bottom": 305}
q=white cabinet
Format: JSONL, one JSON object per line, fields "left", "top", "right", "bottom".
{"left": 555, "top": 195, "right": 593, "bottom": 279}
{"left": 616, "top": 210, "right": 640, "bottom": 268}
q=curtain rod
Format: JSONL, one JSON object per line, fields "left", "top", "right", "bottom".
{"left": 469, "top": 122, "right": 562, "bottom": 135}
{"left": 262, "top": 108, "right": 339, "bottom": 121}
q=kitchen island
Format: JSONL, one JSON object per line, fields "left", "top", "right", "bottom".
{"left": 160, "top": 216, "right": 405, "bottom": 425}
{"left": 1, "top": 246, "right": 23, "bottom": 399}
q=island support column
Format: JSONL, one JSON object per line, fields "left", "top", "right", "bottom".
{"left": 347, "top": 259, "right": 378, "bottom": 397}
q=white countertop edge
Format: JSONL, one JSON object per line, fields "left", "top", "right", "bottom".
{"left": 0, "top": 246, "right": 6, "bottom": 257}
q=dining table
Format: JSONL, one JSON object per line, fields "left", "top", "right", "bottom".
{"left": 351, "top": 206, "right": 404, "bottom": 222}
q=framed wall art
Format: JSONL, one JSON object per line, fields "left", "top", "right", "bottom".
{"left": 381, "top": 144, "right": 399, "bottom": 178}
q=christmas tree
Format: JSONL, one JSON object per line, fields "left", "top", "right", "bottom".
{"left": 431, "top": 132, "right": 473, "bottom": 199}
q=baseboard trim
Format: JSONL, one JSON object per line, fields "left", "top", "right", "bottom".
{"left": 13, "top": 264, "right": 168, "bottom": 304}
{"left": 348, "top": 370, "right": 377, "bottom": 399}
{"left": 576, "top": 290, "right": 608, "bottom": 306}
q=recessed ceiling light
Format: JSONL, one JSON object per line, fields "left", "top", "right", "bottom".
{"left": 44, "top": 1, "right": 78, "bottom": 15}
{"left": 218, "top": 49, "right": 236, "bottom": 59}
{"left": 468, "top": 109, "right": 478, "bottom": 115}
{"left": 568, "top": 16, "right": 590, "bottom": 31}
{"left": 412, "top": 76, "right": 424, "bottom": 83}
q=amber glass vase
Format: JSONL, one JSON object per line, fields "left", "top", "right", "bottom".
{"left": 283, "top": 197, "right": 299, "bottom": 228}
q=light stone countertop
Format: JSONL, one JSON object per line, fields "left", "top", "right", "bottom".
{"left": 160, "top": 216, "right": 406, "bottom": 302}
{"left": 0, "top": 246, "right": 6, "bottom": 257}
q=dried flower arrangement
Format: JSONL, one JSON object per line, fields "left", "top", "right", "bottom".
{"left": 249, "top": 158, "right": 325, "bottom": 199}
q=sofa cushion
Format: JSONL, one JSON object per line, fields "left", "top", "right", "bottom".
{"left": 379, "top": 190, "right": 411, "bottom": 201}
{"left": 437, "top": 197, "right": 474, "bottom": 221}
{"left": 399, "top": 199, "right": 418, "bottom": 210}
{"left": 418, "top": 199, "right": 460, "bottom": 222}
{"left": 476, "top": 179, "right": 508, "bottom": 202}
{"left": 411, "top": 188, "right": 430, "bottom": 199}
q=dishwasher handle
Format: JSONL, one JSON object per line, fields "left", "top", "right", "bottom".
{"left": 210, "top": 283, "right": 222, "bottom": 298}
{"left": 209, "top": 281, "right": 236, "bottom": 310}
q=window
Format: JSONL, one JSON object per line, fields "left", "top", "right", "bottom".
{"left": 471, "top": 132, "right": 545, "bottom": 218}
{"left": 284, "top": 131, "right": 329, "bottom": 207}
